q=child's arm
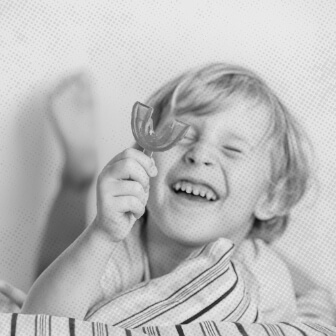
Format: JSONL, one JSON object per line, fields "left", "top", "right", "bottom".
{"left": 22, "top": 148, "right": 157, "bottom": 319}
{"left": 22, "top": 222, "right": 114, "bottom": 318}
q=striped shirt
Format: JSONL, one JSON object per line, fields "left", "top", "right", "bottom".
{"left": 87, "top": 221, "right": 334, "bottom": 327}
{"left": 86, "top": 238, "right": 260, "bottom": 327}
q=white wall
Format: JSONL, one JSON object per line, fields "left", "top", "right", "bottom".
{"left": 0, "top": 0, "right": 336, "bottom": 301}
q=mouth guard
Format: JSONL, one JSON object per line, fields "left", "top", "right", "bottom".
{"left": 131, "top": 101, "right": 190, "bottom": 156}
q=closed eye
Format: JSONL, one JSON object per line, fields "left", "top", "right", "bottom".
{"left": 223, "top": 146, "right": 242, "bottom": 153}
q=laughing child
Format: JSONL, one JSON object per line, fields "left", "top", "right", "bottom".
{"left": 22, "top": 63, "right": 332, "bottom": 327}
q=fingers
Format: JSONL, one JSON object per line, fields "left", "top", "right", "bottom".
{"left": 110, "top": 180, "right": 148, "bottom": 205}
{"left": 108, "top": 148, "right": 157, "bottom": 179}
{"left": 112, "top": 196, "right": 146, "bottom": 220}
{"left": 102, "top": 159, "right": 150, "bottom": 194}
{"left": 0, "top": 280, "right": 26, "bottom": 307}
{"left": 99, "top": 196, "right": 145, "bottom": 241}
{"left": 100, "top": 148, "right": 157, "bottom": 195}
{"left": 95, "top": 148, "right": 156, "bottom": 241}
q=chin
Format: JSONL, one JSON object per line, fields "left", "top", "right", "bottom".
{"left": 162, "top": 225, "right": 214, "bottom": 247}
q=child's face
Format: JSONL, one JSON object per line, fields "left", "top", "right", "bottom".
{"left": 146, "top": 98, "right": 273, "bottom": 247}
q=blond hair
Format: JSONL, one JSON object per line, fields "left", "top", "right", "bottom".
{"left": 143, "top": 62, "right": 311, "bottom": 243}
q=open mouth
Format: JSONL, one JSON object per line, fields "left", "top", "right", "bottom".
{"left": 171, "top": 180, "right": 218, "bottom": 202}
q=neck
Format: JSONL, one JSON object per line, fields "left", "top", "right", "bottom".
{"left": 144, "top": 215, "right": 198, "bottom": 279}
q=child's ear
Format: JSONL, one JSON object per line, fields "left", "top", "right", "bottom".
{"left": 254, "top": 193, "right": 280, "bottom": 221}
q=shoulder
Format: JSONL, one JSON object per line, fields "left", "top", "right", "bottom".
{"left": 234, "top": 239, "right": 291, "bottom": 278}
{"left": 234, "top": 239, "right": 298, "bottom": 322}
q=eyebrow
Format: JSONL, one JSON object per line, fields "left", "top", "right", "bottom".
{"left": 225, "top": 132, "right": 249, "bottom": 144}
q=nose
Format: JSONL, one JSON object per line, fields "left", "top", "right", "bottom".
{"left": 183, "top": 142, "right": 217, "bottom": 167}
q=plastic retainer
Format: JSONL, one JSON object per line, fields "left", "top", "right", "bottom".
{"left": 131, "top": 101, "right": 190, "bottom": 155}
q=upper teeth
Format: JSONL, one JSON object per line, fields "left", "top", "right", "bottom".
{"left": 173, "top": 181, "right": 217, "bottom": 201}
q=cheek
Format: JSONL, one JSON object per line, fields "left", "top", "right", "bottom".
{"left": 229, "top": 159, "right": 270, "bottom": 199}
{"left": 148, "top": 175, "right": 162, "bottom": 202}
{"left": 155, "top": 149, "right": 177, "bottom": 165}
{"left": 152, "top": 148, "right": 181, "bottom": 177}
{"left": 148, "top": 158, "right": 169, "bottom": 200}
{"left": 152, "top": 151, "right": 167, "bottom": 171}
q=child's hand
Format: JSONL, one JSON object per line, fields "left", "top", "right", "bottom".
{"left": 95, "top": 148, "right": 157, "bottom": 242}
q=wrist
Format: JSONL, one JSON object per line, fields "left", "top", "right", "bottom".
{"left": 92, "top": 214, "right": 131, "bottom": 243}
{"left": 79, "top": 217, "right": 118, "bottom": 258}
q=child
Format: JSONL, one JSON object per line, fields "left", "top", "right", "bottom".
{"left": 22, "top": 63, "right": 334, "bottom": 327}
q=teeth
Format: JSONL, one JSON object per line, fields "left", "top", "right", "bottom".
{"left": 192, "top": 187, "right": 200, "bottom": 196}
{"left": 172, "top": 181, "right": 217, "bottom": 201}
{"left": 175, "top": 182, "right": 181, "bottom": 191}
